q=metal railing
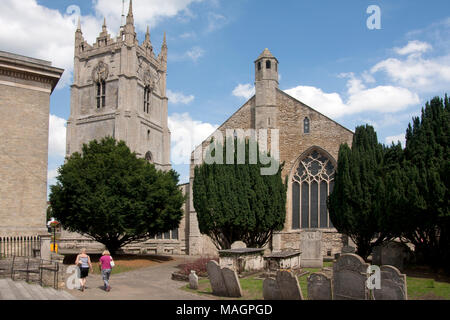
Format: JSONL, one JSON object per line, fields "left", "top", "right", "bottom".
{"left": 0, "top": 236, "right": 41, "bottom": 258}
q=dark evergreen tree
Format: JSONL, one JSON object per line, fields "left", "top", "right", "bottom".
{"left": 401, "top": 95, "right": 450, "bottom": 267}
{"left": 49, "top": 137, "right": 185, "bottom": 254}
{"left": 328, "top": 125, "right": 388, "bottom": 260}
{"left": 193, "top": 137, "right": 286, "bottom": 249}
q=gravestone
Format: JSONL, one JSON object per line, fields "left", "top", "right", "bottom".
{"left": 263, "top": 278, "right": 282, "bottom": 300}
{"left": 231, "top": 241, "right": 247, "bottom": 249}
{"left": 300, "top": 230, "right": 323, "bottom": 268}
{"left": 373, "top": 265, "right": 407, "bottom": 300}
{"left": 222, "top": 267, "right": 243, "bottom": 298}
{"left": 276, "top": 270, "right": 303, "bottom": 300}
{"left": 206, "top": 260, "right": 228, "bottom": 296}
{"left": 307, "top": 272, "right": 332, "bottom": 300}
{"left": 372, "top": 241, "right": 410, "bottom": 271}
{"left": 342, "top": 245, "right": 356, "bottom": 254}
{"left": 189, "top": 270, "right": 198, "bottom": 290}
{"left": 333, "top": 253, "right": 370, "bottom": 300}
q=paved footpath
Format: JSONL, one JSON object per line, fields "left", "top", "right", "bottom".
{"left": 65, "top": 256, "right": 214, "bottom": 300}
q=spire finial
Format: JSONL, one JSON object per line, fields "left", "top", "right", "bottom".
{"left": 128, "top": 0, "right": 133, "bottom": 17}
{"left": 162, "top": 31, "right": 167, "bottom": 47}
{"left": 145, "top": 25, "right": 151, "bottom": 42}
{"left": 102, "top": 17, "right": 107, "bottom": 31}
{"left": 126, "top": 0, "right": 134, "bottom": 25}
{"left": 77, "top": 16, "right": 81, "bottom": 31}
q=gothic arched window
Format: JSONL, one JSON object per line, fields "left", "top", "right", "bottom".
{"left": 144, "top": 86, "right": 151, "bottom": 113}
{"left": 304, "top": 117, "right": 310, "bottom": 134}
{"left": 96, "top": 80, "right": 106, "bottom": 108}
{"left": 266, "top": 60, "right": 271, "bottom": 69}
{"left": 291, "top": 149, "right": 335, "bottom": 229}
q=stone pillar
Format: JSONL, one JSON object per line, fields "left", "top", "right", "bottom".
{"left": 40, "top": 233, "right": 51, "bottom": 262}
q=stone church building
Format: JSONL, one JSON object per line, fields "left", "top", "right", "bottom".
{"left": 183, "top": 48, "right": 354, "bottom": 257}
{"left": 60, "top": 1, "right": 353, "bottom": 257}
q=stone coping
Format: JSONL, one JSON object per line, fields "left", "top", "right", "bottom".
{"left": 264, "top": 250, "right": 302, "bottom": 259}
{"left": 218, "top": 248, "right": 265, "bottom": 255}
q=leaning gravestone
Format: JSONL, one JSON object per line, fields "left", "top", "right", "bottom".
{"left": 307, "top": 272, "right": 332, "bottom": 300}
{"left": 222, "top": 267, "right": 243, "bottom": 298}
{"left": 373, "top": 265, "right": 407, "bottom": 300}
{"left": 276, "top": 270, "right": 304, "bottom": 300}
{"left": 189, "top": 270, "right": 198, "bottom": 290}
{"left": 206, "top": 260, "right": 228, "bottom": 296}
{"left": 263, "top": 278, "right": 282, "bottom": 300}
{"left": 300, "top": 230, "right": 323, "bottom": 268}
{"left": 372, "top": 241, "right": 410, "bottom": 271}
{"left": 333, "top": 253, "right": 370, "bottom": 300}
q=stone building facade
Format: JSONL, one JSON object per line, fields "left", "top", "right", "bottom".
{"left": 184, "top": 49, "right": 354, "bottom": 257}
{"left": 0, "top": 51, "right": 63, "bottom": 236}
{"left": 66, "top": 0, "right": 170, "bottom": 171}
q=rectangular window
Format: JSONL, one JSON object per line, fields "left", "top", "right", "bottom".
{"left": 292, "top": 182, "right": 300, "bottom": 229}
{"left": 172, "top": 228, "right": 179, "bottom": 240}
{"left": 301, "top": 182, "right": 309, "bottom": 228}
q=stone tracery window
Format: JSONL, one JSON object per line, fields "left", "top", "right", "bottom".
{"left": 96, "top": 80, "right": 106, "bottom": 108}
{"left": 292, "top": 149, "right": 335, "bottom": 229}
{"left": 144, "top": 85, "right": 151, "bottom": 113}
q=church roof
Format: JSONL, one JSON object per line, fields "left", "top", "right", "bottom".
{"left": 255, "top": 48, "right": 278, "bottom": 62}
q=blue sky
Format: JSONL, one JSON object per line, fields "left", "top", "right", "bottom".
{"left": 1, "top": 0, "right": 449, "bottom": 193}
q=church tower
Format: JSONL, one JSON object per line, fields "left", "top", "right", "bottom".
{"left": 254, "top": 48, "right": 279, "bottom": 129}
{"left": 67, "top": 0, "right": 171, "bottom": 170}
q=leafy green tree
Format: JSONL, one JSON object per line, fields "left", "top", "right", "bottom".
{"left": 193, "top": 137, "right": 286, "bottom": 249}
{"left": 49, "top": 137, "right": 185, "bottom": 254}
{"left": 328, "top": 125, "right": 388, "bottom": 260}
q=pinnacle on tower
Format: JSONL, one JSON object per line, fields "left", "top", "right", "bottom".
{"left": 76, "top": 16, "right": 82, "bottom": 32}
{"left": 145, "top": 26, "right": 150, "bottom": 42}
{"left": 162, "top": 31, "right": 167, "bottom": 48}
{"left": 102, "top": 17, "right": 107, "bottom": 32}
{"left": 126, "top": 0, "right": 134, "bottom": 24}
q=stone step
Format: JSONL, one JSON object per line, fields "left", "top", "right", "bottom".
{"left": 11, "top": 280, "right": 33, "bottom": 300}
{"left": 0, "top": 279, "right": 17, "bottom": 300}
{"left": 24, "top": 283, "right": 50, "bottom": 300}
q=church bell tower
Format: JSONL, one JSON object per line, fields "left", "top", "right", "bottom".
{"left": 67, "top": 0, "right": 171, "bottom": 171}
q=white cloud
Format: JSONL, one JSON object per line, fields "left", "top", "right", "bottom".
{"left": 168, "top": 113, "right": 218, "bottom": 165}
{"left": 94, "top": 0, "right": 204, "bottom": 32}
{"left": 394, "top": 40, "right": 432, "bottom": 55}
{"left": 206, "top": 12, "right": 227, "bottom": 33}
{"left": 185, "top": 46, "right": 205, "bottom": 62}
{"left": 232, "top": 83, "right": 255, "bottom": 100}
{"left": 385, "top": 134, "right": 406, "bottom": 147}
{"left": 372, "top": 43, "right": 450, "bottom": 93}
{"left": 167, "top": 90, "right": 195, "bottom": 105}
{"left": 285, "top": 74, "right": 419, "bottom": 119}
{"left": 48, "top": 114, "right": 67, "bottom": 157}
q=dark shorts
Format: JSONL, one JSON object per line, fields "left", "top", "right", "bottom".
{"left": 79, "top": 267, "right": 89, "bottom": 278}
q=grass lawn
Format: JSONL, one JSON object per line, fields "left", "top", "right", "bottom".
{"left": 182, "top": 261, "right": 450, "bottom": 300}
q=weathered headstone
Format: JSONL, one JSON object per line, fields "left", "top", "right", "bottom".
{"left": 206, "top": 260, "right": 228, "bottom": 296}
{"left": 300, "top": 230, "right": 323, "bottom": 268}
{"left": 307, "top": 272, "right": 332, "bottom": 300}
{"left": 372, "top": 241, "right": 410, "bottom": 271}
{"left": 189, "top": 270, "right": 198, "bottom": 290}
{"left": 231, "top": 241, "right": 247, "bottom": 249}
{"left": 222, "top": 267, "right": 242, "bottom": 298}
{"left": 276, "top": 270, "right": 303, "bottom": 300}
{"left": 263, "top": 277, "right": 281, "bottom": 300}
{"left": 333, "top": 253, "right": 370, "bottom": 300}
{"left": 341, "top": 245, "right": 356, "bottom": 254}
{"left": 373, "top": 265, "right": 407, "bottom": 300}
